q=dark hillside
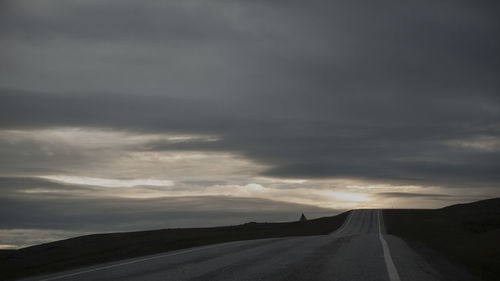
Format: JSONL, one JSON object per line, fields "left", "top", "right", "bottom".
{"left": 384, "top": 198, "right": 500, "bottom": 281}
{"left": 0, "top": 211, "right": 348, "bottom": 280}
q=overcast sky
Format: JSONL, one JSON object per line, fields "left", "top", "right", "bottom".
{"left": 1, "top": 0, "right": 499, "bottom": 248}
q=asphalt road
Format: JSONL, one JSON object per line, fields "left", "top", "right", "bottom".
{"left": 22, "top": 210, "right": 447, "bottom": 281}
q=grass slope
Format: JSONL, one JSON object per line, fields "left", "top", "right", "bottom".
{"left": 384, "top": 198, "right": 500, "bottom": 281}
{"left": 0, "top": 211, "right": 348, "bottom": 280}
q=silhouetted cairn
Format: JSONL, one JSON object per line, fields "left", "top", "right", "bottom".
{"left": 299, "top": 213, "right": 307, "bottom": 222}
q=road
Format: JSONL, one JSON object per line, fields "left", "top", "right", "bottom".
{"left": 22, "top": 210, "right": 447, "bottom": 281}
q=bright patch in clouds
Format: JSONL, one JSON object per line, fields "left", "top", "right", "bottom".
{"left": 320, "top": 191, "right": 370, "bottom": 202}
{"left": 35, "top": 175, "right": 374, "bottom": 209}
{"left": 444, "top": 135, "right": 500, "bottom": 152}
{"left": 41, "top": 175, "right": 174, "bottom": 188}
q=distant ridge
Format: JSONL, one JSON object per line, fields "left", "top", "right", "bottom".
{"left": 440, "top": 197, "right": 500, "bottom": 212}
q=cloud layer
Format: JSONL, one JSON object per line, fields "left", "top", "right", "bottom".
{"left": 1, "top": 0, "right": 499, "bottom": 188}
{"left": 1, "top": 0, "right": 499, "bottom": 247}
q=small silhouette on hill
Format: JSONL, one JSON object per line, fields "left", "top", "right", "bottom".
{"left": 299, "top": 213, "right": 307, "bottom": 221}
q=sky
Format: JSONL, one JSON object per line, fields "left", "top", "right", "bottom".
{"left": 1, "top": 0, "right": 499, "bottom": 249}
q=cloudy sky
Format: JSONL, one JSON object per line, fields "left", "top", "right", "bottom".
{"left": 1, "top": 0, "right": 499, "bottom": 249}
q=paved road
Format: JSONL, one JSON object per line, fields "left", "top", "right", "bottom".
{"left": 23, "top": 210, "right": 448, "bottom": 281}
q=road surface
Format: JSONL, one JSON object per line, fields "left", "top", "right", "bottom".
{"left": 22, "top": 210, "right": 450, "bottom": 281}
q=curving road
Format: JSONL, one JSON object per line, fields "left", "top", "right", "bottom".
{"left": 22, "top": 210, "right": 448, "bottom": 281}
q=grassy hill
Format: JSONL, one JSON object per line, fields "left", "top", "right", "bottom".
{"left": 0, "top": 212, "right": 348, "bottom": 280}
{"left": 384, "top": 198, "right": 500, "bottom": 281}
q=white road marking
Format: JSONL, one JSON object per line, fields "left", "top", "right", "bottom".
{"left": 378, "top": 210, "right": 402, "bottom": 281}
{"left": 38, "top": 242, "right": 235, "bottom": 281}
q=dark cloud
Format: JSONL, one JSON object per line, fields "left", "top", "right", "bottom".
{"left": 1, "top": 0, "right": 499, "bottom": 189}
{"left": 377, "top": 192, "right": 451, "bottom": 199}
{"left": 376, "top": 192, "right": 491, "bottom": 204}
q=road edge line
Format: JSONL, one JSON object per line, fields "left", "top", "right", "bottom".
{"left": 37, "top": 242, "right": 231, "bottom": 281}
{"left": 378, "top": 210, "right": 402, "bottom": 281}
